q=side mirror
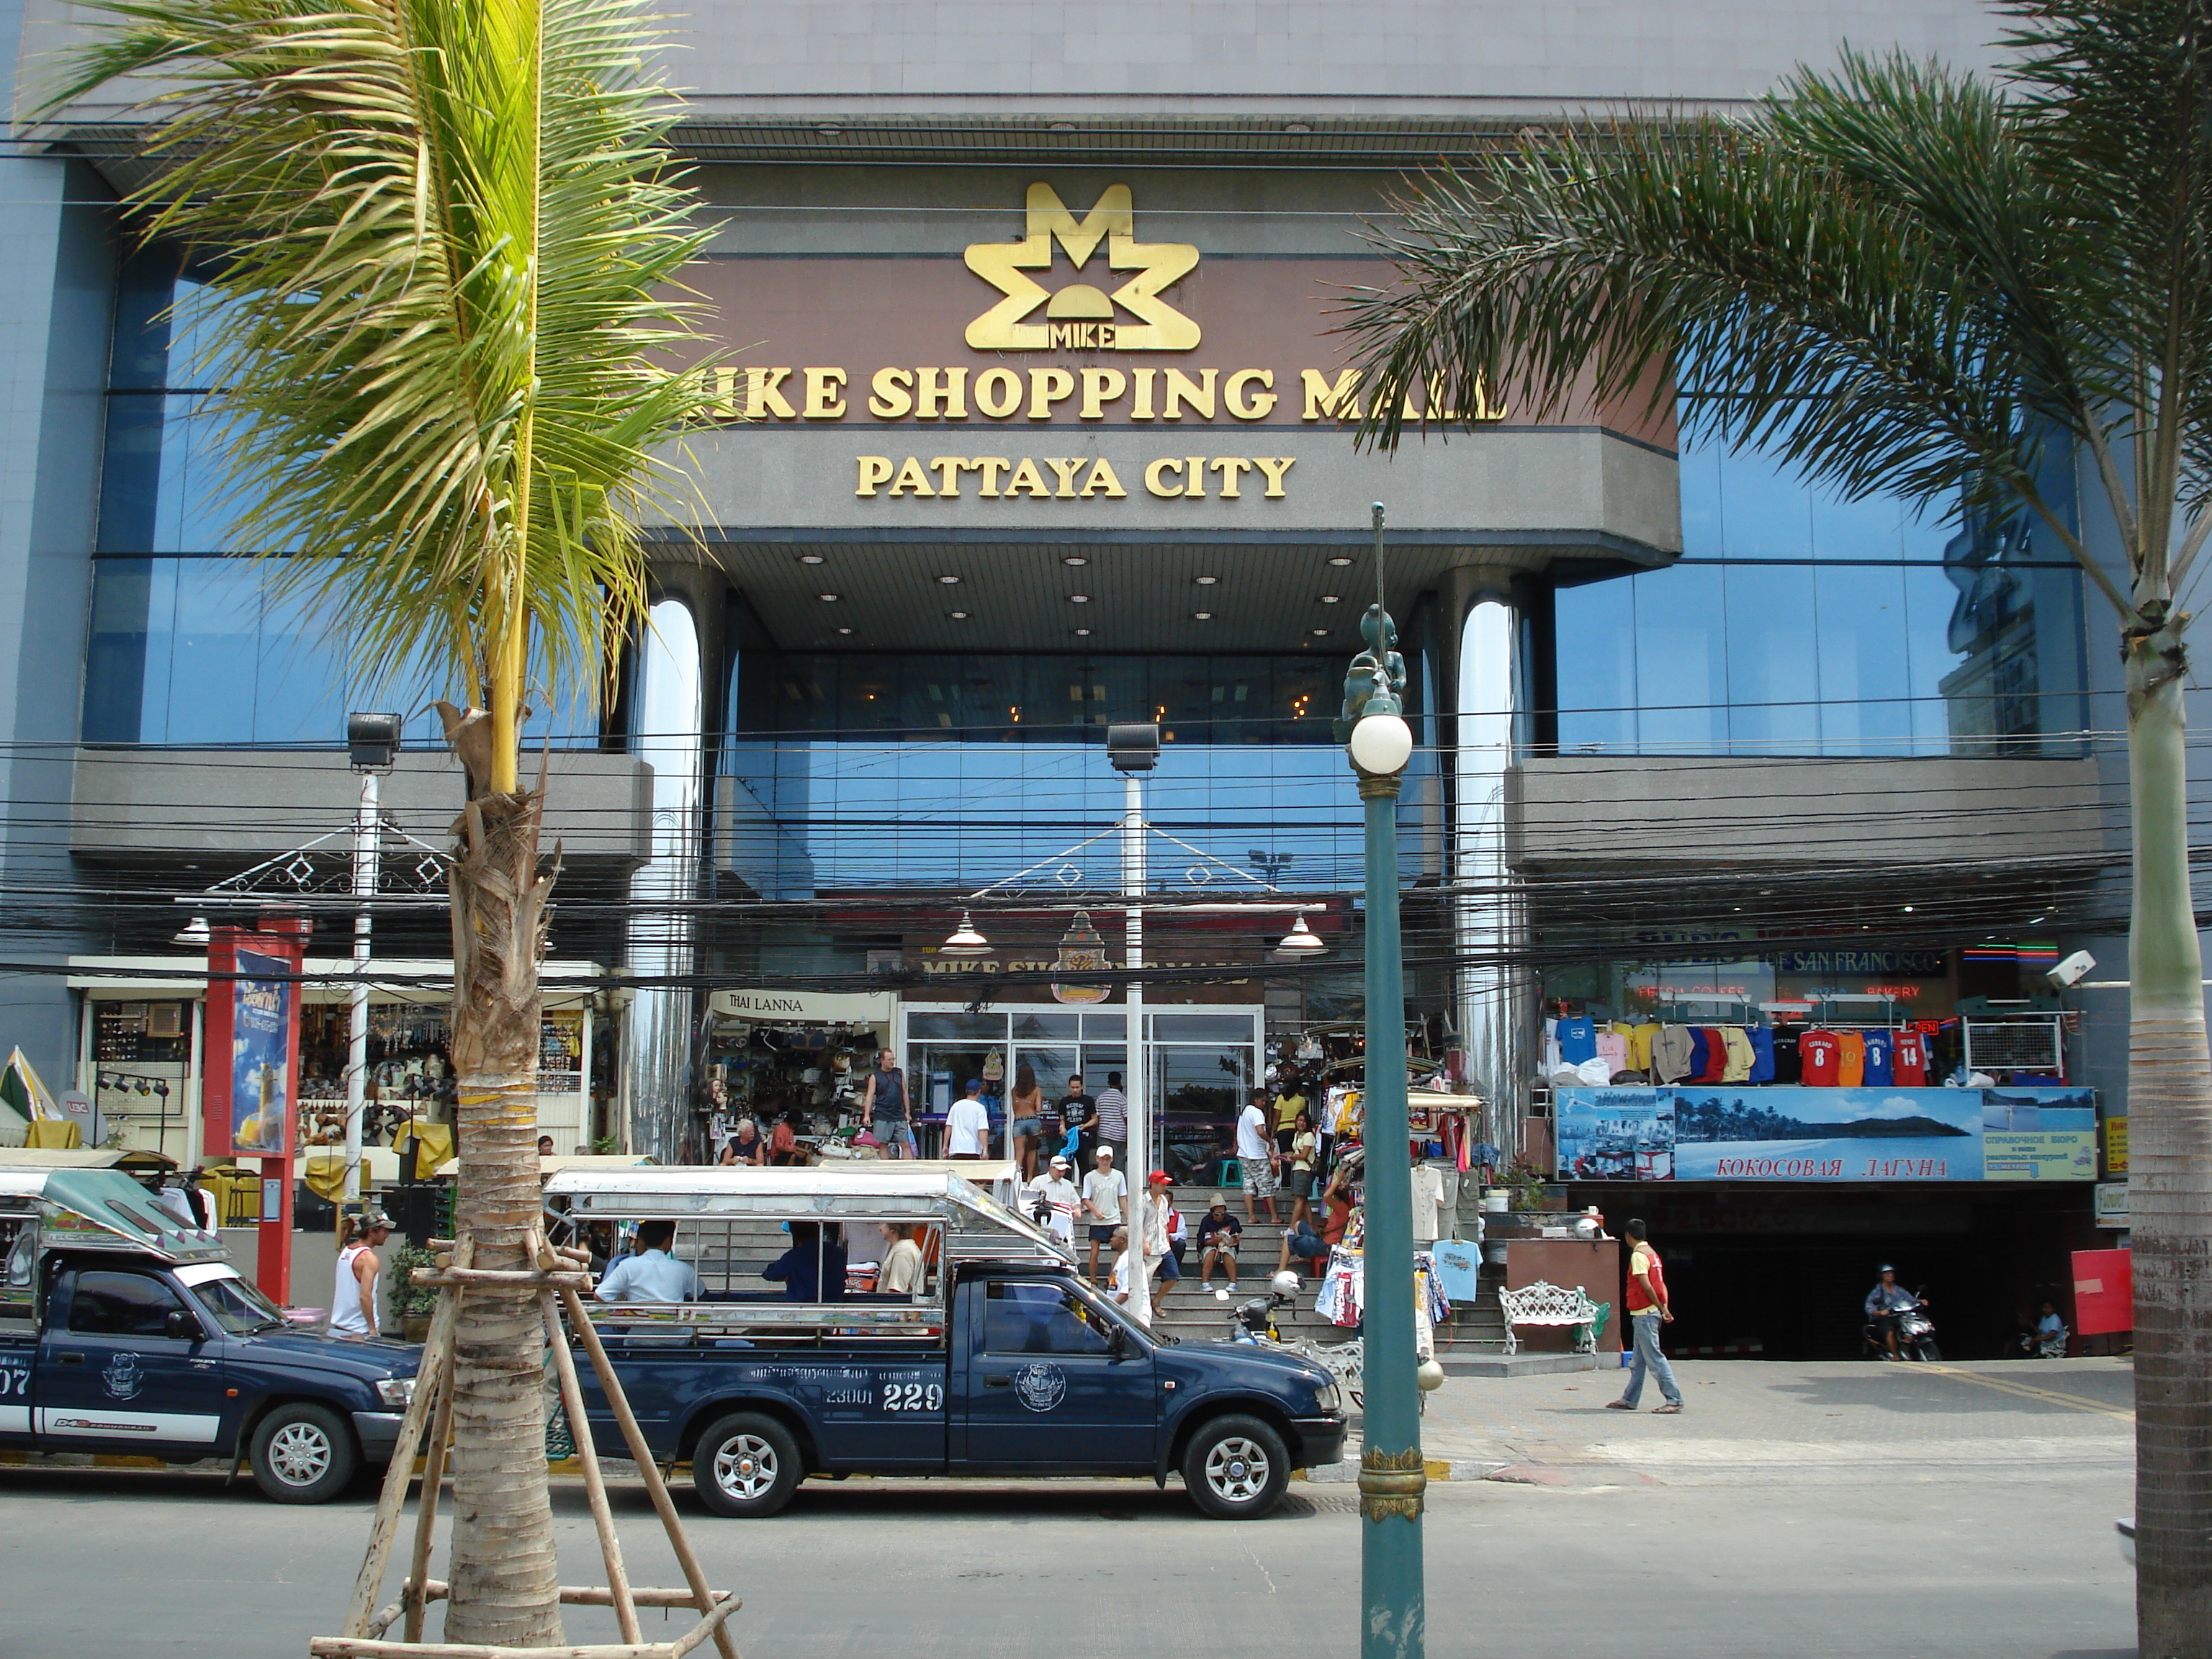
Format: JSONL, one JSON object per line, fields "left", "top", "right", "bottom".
{"left": 162, "top": 1308, "right": 197, "bottom": 1340}
{"left": 1107, "top": 1323, "right": 1130, "bottom": 1359}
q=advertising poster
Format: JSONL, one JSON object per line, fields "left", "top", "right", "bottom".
{"left": 1555, "top": 1085, "right": 2097, "bottom": 1182}
{"left": 1980, "top": 1089, "right": 2097, "bottom": 1181}
{"left": 229, "top": 948, "right": 295, "bottom": 1156}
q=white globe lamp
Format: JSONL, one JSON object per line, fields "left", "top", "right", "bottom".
{"left": 1346, "top": 711, "right": 1413, "bottom": 777}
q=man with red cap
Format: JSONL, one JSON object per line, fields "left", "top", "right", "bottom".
{"left": 1141, "top": 1171, "right": 1182, "bottom": 1313}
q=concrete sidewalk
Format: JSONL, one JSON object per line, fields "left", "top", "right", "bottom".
{"left": 1318, "top": 1356, "right": 2134, "bottom": 1488}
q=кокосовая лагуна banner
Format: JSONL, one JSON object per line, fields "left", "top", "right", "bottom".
{"left": 1552, "top": 1087, "right": 2097, "bottom": 1182}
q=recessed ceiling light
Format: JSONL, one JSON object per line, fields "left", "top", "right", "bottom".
{"left": 1326, "top": 556, "right": 1354, "bottom": 567}
{"left": 948, "top": 610, "right": 970, "bottom": 619}
{"left": 817, "top": 593, "right": 839, "bottom": 602}
{"left": 1050, "top": 121, "right": 1076, "bottom": 132}
{"left": 1320, "top": 594, "right": 1341, "bottom": 604}
{"left": 1073, "top": 627, "right": 1092, "bottom": 637}
{"left": 817, "top": 123, "right": 842, "bottom": 135}
{"left": 837, "top": 626, "right": 854, "bottom": 635}
{"left": 799, "top": 554, "right": 825, "bottom": 565}
{"left": 937, "top": 574, "right": 961, "bottom": 585}
{"left": 1069, "top": 593, "right": 1090, "bottom": 603}
{"left": 1311, "top": 628, "right": 1331, "bottom": 637}
{"left": 1062, "top": 554, "right": 1089, "bottom": 567}
{"left": 1192, "top": 611, "right": 1213, "bottom": 620}
{"left": 1195, "top": 575, "right": 1218, "bottom": 585}
{"left": 1286, "top": 122, "right": 1312, "bottom": 134}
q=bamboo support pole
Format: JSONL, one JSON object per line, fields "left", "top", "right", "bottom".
{"left": 539, "top": 1284, "right": 641, "bottom": 1642}
{"left": 414, "top": 1266, "right": 592, "bottom": 1290}
{"left": 556, "top": 1282, "right": 740, "bottom": 1659}
{"left": 343, "top": 1239, "right": 471, "bottom": 1638}
{"left": 309, "top": 1593, "right": 739, "bottom": 1659}
{"left": 401, "top": 1305, "right": 463, "bottom": 1645}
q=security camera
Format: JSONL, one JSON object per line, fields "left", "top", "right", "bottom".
{"left": 2047, "top": 950, "right": 2097, "bottom": 989}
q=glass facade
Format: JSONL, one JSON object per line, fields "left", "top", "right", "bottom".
{"left": 1551, "top": 437, "right": 2089, "bottom": 756}
{"left": 83, "top": 246, "right": 599, "bottom": 748}
{"left": 726, "top": 650, "right": 1380, "bottom": 891}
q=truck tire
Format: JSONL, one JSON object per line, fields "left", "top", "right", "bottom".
{"left": 1181, "top": 1414, "right": 1289, "bottom": 1520}
{"left": 248, "top": 1402, "right": 359, "bottom": 1504}
{"left": 692, "top": 1413, "right": 802, "bottom": 1518}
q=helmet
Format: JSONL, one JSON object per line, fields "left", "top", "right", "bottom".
{"left": 1269, "top": 1270, "right": 1301, "bottom": 1296}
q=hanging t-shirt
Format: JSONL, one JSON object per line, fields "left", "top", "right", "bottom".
{"left": 1653, "top": 1026, "right": 1694, "bottom": 1084}
{"left": 1861, "top": 1030, "right": 1896, "bottom": 1087}
{"left": 1720, "top": 1027, "right": 1755, "bottom": 1083}
{"left": 1556, "top": 1017, "right": 1597, "bottom": 1064}
{"left": 1685, "top": 1027, "right": 1709, "bottom": 1082}
{"left": 1837, "top": 1030, "right": 1867, "bottom": 1088}
{"left": 1627, "top": 1023, "right": 1658, "bottom": 1074}
{"left": 1410, "top": 1165, "right": 1448, "bottom": 1245}
{"left": 1747, "top": 1026, "right": 1776, "bottom": 1083}
{"left": 1893, "top": 1030, "right": 1929, "bottom": 1086}
{"left": 1801, "top": 1030, "right": 1842, "bottom": 1086}
{"left": 1771, "top": 1028, "right": 1804, "bottom": 1084}
{"left": 1595, "top": 1030, "right": 1629, "bottom": 1078}
{"left": 1700, "top": 1028, "right": 1730, "bottom": 1083}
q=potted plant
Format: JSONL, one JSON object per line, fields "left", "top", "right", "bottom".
{"left": 389, "top": 1241, "right": 439, "bottom": 1343}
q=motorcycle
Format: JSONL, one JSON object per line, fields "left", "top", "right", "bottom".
{"left": 1865, "top": 1291, "right": 1941, "bottom": 1362}
{"left": 1217, "top": 1273, "right": 1365, "bottom": 1408}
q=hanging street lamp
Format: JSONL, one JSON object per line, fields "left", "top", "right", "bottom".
{"left": 1336, "top": 503, "right": 1424, "bottom": 1659}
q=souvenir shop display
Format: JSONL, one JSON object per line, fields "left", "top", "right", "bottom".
{"left": 1540, "top": 1001, "right": 1977, "bottom": 1092}
{"left": 698, "top": 1015, "right": 879, "bottom": 1158}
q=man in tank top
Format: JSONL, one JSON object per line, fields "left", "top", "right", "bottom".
{"left": 331, "top": 1210, "right": 392, "bottom": 1337}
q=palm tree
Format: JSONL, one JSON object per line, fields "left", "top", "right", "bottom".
{"left": 36, "top": 0, "right": 715, "bottom": 1643}
{"left": 1343, "top": 2, "right": 2211, "bottom": 1650}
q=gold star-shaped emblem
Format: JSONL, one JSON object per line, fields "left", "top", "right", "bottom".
{"left": 963, "top": 184, "right": 1200, "bottom": 351}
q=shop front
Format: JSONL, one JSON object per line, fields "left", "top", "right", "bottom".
{"left": 66, "top": 956, "right": 619, "bottom": 1177}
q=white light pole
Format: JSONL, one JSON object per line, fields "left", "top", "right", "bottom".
{"left": 1107, "top": 723, "right": 1160, "bottom": 1326}
{"left": 342, "top": 713, "right": 400, "bottom": 1203}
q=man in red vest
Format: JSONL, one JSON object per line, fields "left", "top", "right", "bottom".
{"left": 1606, "top": 1218, "right": 1683, "bottom": 1413}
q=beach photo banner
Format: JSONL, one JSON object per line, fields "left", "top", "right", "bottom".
{"left": 1555, "top": 1085, "right": 2097, "bottom": 1183}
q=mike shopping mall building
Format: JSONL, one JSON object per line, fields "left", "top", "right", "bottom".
{"left": 0, "top": 0, "right": 2182, "bottom": 1354}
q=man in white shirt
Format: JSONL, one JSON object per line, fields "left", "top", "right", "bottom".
{"left": 946, "top": 1079, "right": 992, "bottom": 1159}
{"left": 1081, "top": 1147, "right": 1128, "bottom": 1285}
{"left": 1107, "top": 1226, "right": 1134, "bottom": 1304}
{"left": 1140, "top": 1171, "right": 1181, "bottom": 1315}
{"left": 1027, "top": 1156, "right": 1080, "bottom": 1247}
{"left": 878, "top": 1223, "right": 927, "bottom": 1298}
{"left": 1235, "top": 1090, "right": 1281, "bottom": 1226}
{"left": 594, "top": 1220, "right": 703, "bottom": 1303}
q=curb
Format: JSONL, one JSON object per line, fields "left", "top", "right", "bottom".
{"left": 1298, "top": 1455, "right": 1501, "bottom": 1484}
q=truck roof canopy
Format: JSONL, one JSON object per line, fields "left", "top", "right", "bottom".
{"left": 0, "top": 1165, "right": 227, "bottom": 1264}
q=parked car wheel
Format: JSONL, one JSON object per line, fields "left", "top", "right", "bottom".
{"left": 1182, "top": 1414, "right": 1289, "bottom": 1519}
{"left": 693, "top": 1412, "right": 802, "bottom": 1518}
{"left": 249, "top": 1402, "right": 358, "bottom": 1503}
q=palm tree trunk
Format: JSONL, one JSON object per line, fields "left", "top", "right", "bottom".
{"left": 2124, "top": 619, "right": 2212, "bottom": 1658}
{"left": 442, "top": 786, "right": 564, "bottom": 1647}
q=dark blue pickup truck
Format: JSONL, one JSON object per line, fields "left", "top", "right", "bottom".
{"left": 549, "top": 1167, "right": 1347, "bottom": 1519}
{"left": 0, "top": 1162, "right": 421, "bottom": 1502}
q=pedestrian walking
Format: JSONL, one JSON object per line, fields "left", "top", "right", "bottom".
{"left": 1607, "top": 1218, "right": 1682, "bottom": 1413}
{"left": 1093, "top": 1071, "right": 1129, "bottom": 1168}
{"left": 1059, "top": 1073, "right": 1097, "bottom": 1166}
{"left": 1142, "top": 1171, "right": 1181, "bottom": 1312}
{"left": 1286, "top": 1109, "right": 1318, "bottom": 1228}
{"left": 1081, "top": 1146, "right": 1127, "bottom": 1284}
{"left": 946, "top": 1078, "right": 992, "bottom": 1159}
{"left": 862, "top": 1049, "right": 912, "bottom": 1160}
{"left": 1009, "top": 1063, "right": 1048, "bottom": 1179}
{"left": 331, "top": 1209, "right": 392, "bottom": 1336}
{"left": 1235, "top": 1089, "right": 1281, "bottom": 1224}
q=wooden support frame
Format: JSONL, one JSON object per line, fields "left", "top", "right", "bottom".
{"left": 313, "top": 1229, "right": 740, "bottom": 1659}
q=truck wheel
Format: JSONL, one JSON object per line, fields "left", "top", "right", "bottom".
{"left": 249, "top": 1403, "right": 358, "bottom": 1504}
{"left": 1182, "top": 1414, "right": 1289, "bottom": 1519}
{"left": 693, "top": 1413, "right": 801, "bottom": 1518}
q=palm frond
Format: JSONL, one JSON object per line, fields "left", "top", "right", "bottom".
{"left": 33, "top": 0, "right": 717, "bottom": 777}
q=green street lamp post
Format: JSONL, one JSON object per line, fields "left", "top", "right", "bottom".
{"left": 1338, "top": 503, "right": 1424, "bottom": 1658}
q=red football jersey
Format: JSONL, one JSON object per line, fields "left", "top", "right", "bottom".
{"left": 1800, "top": 1030, "right": 1843, "bottom": 1086}
{"left": 1893, "top": 1030, "right": 1928, "bottom": 1086}
{"left": 1700, "top": 1028, "right": 1730, "bottom": 1082}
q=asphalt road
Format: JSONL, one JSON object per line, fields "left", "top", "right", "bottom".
{"left": 0, "top": 1359, "right": 2138, "bottom": 1659}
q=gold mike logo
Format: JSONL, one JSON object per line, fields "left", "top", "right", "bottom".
{"left": 963, "top": 184, "right": 1200, "bottom": 353}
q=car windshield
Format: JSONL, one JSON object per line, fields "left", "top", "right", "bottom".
{"left": 189, "top": 1272, "right": 286, "bottom": 1334}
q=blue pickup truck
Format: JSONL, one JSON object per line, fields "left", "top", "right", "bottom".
{"left": 547, "top": 1166, "right": 1348, "bottom": 1518}
{"left": 0, "top": 1159, "right": 420, "bottom": 1502}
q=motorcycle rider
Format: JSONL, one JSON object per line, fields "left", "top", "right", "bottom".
{"left": 1864, "top": 1264, "right": 1922, "bottom": 1359}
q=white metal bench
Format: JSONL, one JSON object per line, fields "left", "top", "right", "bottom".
{"left": 1498, "top": 1279, "right": 1604, "bottom": 1356}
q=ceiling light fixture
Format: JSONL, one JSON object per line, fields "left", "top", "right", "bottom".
{"left": 1069, "top": 593, "right": 1090, "bottom": 604}
{"left": 1195, "top": 575, "right": 1218, "bottom": 585}
{"left": 1073, "top": 627, "right": 1092, "bottom": 637}
{"left": 799, "top": 553, "right": 825, "bottom": 565}
{"left": 948, "top": 610, "right": 969, "bottom": 619}
{"left": 837, "top": 626, "right": 854, "bottom": 635}
{"left": 1192, "top": 611, "right": 1213, "bottom": 620}
{"left": 940, "top": 912, "right": 992, "bottom": 957}
{"left": 817, "top": 593, "right": 840, "bottom": 602}
{"left": 937, "top": 574, "right": 961, "bottom": 585}
{"left": 1285, "top": 122, "right": 1313, "bottom": 135}
{"left": 1311, "top": 628, "right": 1331, "bottom": 637}
{"left": 1320, "top": 595, "right": 1341, "bottom": 604}
{"left": 1326, "top": 555, "right": 1354, "bottom": 567}
{"left": 1274, "top": 914, "right": 1326, "bottom": 956}
{"left": 1063, "top": 554, "right": 1089, "bottom": 567}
